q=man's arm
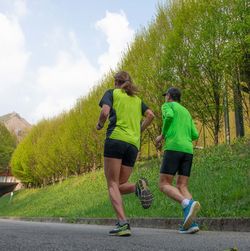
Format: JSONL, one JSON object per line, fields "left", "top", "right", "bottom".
{"left": 156, "top": 104, "right": 173, "bottom": 147}
{"left": 161, "top": 104, "right": 174, "bottom": 135}
{"left": 156, "top": 134, "right": 164, "bottom": 148}
{"left": 141, "top": 109, "right": 155, "bottom": 132}
{"left": 191, "top": 119, "right": 199, "bottom": 141}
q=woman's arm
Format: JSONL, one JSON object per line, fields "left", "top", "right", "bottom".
{"left": 96, "top": 104, "right": 110, "bottom": 130}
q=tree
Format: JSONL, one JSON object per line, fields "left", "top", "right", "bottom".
{"left": 10, "top": 0, "right": 250, "bottom": 186}
{"left": 0, "top": 123, "right": 16, "bottom": 174}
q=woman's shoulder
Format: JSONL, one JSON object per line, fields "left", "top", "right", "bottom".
{"left": 103, "top": 89, "right": 114, "bottom": 95}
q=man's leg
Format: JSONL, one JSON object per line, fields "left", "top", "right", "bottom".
{"left": 104, "top": 157, "right": 126, "bottom": 221}
{"left": 176, "top": 176, "right": 200, "bottom": 231}
{"left": 176, "top": 175, "right": 192, "bottom": 199}
{"left": 159, "top": 174, "right": 185, "bottom": 203}
{"left": 177, "top": 154, "right": 200, "bottom": 229}
{"left": 159, "top": 150, "right": 187, "bottom": 203}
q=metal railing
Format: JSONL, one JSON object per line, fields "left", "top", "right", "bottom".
{"left": 0, "top": 176, "right": 19, "bottom": 183}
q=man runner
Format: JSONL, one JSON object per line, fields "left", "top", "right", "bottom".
{"left": 156, "top": 87, "right": 201, "bottom": 234}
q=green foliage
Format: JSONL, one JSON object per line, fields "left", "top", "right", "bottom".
{"left": 11, "top": 82, "right": 109, "bottom": 186}
{"left": 1, "top": 138, "right": 249, "bottom": 217}
{"left": 0, "top": 123, "right": 16, "bottom": 173}
{"left": 10, "top": 0, "right": 249, "bottom": 185}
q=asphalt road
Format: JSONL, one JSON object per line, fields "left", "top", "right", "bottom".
{"left": 0, "top": 219, "right": 249, "bottom": 251}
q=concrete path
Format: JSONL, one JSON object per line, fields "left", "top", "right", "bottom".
{"left": 0, "top": 219, "right": 249, "bottom": 251}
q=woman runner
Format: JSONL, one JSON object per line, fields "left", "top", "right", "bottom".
{"left": 97, "top": 71, "right": 154, "bottom": 236}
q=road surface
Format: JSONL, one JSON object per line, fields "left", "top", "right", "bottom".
{"left": 0, "top": 219, "right": 249, "bottom": 250}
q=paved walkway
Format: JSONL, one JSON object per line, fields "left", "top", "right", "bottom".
{"left": 0, "top": 219, "right": 249, "bottom": 250}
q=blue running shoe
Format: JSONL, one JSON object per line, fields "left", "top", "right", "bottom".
{"left": 183, "top": 200, "right": 201, "bottom": 229}
{"left": 179, "top": 222, "right": 199, "bottom": 234}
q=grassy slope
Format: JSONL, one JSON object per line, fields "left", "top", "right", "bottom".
{"left": 0, "top": 138, "right": 249, "bottom": 218}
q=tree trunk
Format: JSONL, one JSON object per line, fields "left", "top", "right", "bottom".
{"left": 223, "top": 84, "right": 230, "bottom": 144}
{"left": 213, "top": 85, "right": 220, "bottom": 145}
{"left": 214, "top": 127, "right": 219, "bottom": 145}
{"left": 233, "top": 80, "right": 245, "bottom": 137}
{"left": 202, "top": 123, "right": 206, "bottom": 148}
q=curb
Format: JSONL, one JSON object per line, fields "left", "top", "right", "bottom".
{"left": 0, "top": 217, "right": 249, "bottom": 232}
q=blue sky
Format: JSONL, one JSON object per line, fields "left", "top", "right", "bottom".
{"left": 0, "top": 0, "right": 163, "bottom": 123}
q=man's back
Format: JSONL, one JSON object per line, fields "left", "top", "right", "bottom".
{"left": 161, "top": 102, "right": 198, "bottom": 154}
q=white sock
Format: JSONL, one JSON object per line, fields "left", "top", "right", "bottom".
{"left": 181, "top": 199, "right": 190, "bottom": 208}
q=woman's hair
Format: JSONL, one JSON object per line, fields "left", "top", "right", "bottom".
{"left": 114, "top": 71, "right": 138, "bottom": 96}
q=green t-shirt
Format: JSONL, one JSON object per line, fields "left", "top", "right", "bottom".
{"left": 99, "top": 89, "right": 148, "bottom": 149}
{"left": 161, "top": 102, "right": 199, "bottom": 154}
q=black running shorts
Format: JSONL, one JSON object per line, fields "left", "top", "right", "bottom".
{"left": 160, "top": 150, "right": 193, "bottom": 177}
{"left": 104, "top": 138, "right": 138, "bottom": 167}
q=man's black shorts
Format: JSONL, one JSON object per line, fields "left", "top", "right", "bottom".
{"left": 160, "top": 150, "right": 193, "bottom": 177}
{"left": 104, "top": 138, "right": 138, "bottom": 167}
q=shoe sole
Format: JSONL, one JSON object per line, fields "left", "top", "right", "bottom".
{"left": 183, "top": 202, "right": 201, "bottom": 229}
{"left": 109, "top": 230, "right": 131, "bottom": 237}
{"left": 138, "top": 179, "right": 153, "bottom": 209}
{"left": 179, "top": 226, "right": 199, "bottom": 234}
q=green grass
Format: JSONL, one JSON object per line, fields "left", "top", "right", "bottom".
{"left": 0, "top": 138, "right": 249, "bottom": 218}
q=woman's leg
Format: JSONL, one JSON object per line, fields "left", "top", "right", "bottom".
{"left": 119, "top": 165, "right": 135, "bottom": 195}
{"left": 104, "top": 157, "right": 126, "bottom": 221}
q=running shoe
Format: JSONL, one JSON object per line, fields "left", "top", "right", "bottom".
{"left": 109, "top": 222, "right": 131, "bottom": 236}
{"left": 179, "top": 222, "right": 200, "bottom": 234}
{"left": 135, "top": 177, "right": 153, "bottom": 209}
{"left": 183, "top": 200, "right": 201, "bottom": 229}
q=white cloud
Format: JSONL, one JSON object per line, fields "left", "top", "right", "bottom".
{"left": 0, "top": 7, "right": 135, "bottom": 123}
{"left": 33, "top": 32, "right": 100, "bottom": 121}
{"left": 95, "top": 11, "right": 134, "bottom": 74}
{"left": 14, "top": 0, "right": 28, "bottom": 18}
{"left": 33, "top": 12, "right": 134, "bottom": 122}
{"left": 42, "top": 26, "right": 64, "bottom": 48}
{"left": 0, "top": 13, "right": 29, "bottom": 86}
{"left": 0, "top": 7, "right": 31, "bottom": 123}
{"left": 34, "top": 96, "right": 76, "bottom": 120}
